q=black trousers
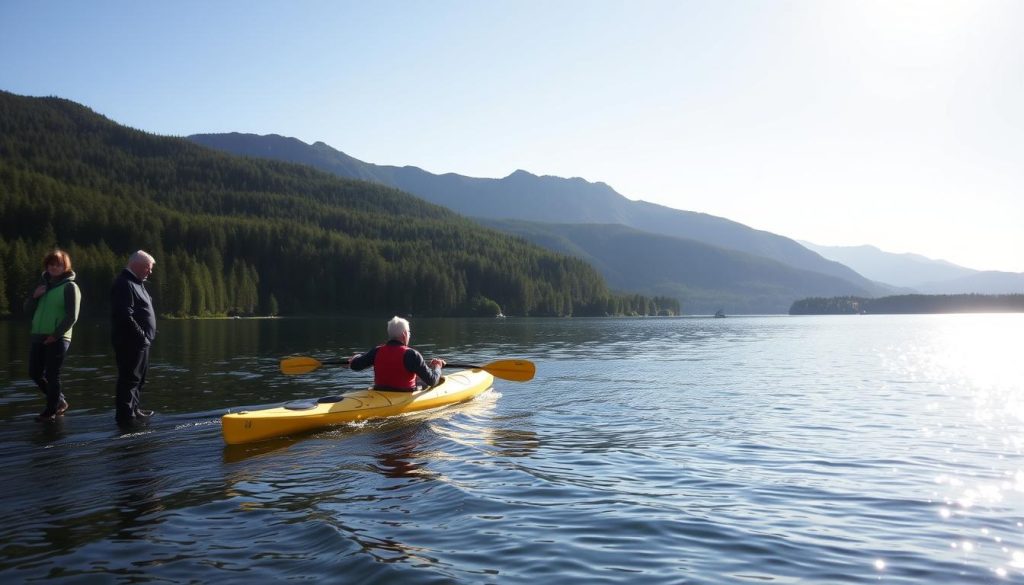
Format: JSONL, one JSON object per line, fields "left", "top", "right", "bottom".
{"left": 114, "top": 341, "right": 150, "bottom": 422}
{"left": 28, "top": 338, "right": 70, "bottom": 412}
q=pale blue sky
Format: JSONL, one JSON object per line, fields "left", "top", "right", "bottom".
{"left": 3, "top": 0, "right": 1022, "bottom": 272}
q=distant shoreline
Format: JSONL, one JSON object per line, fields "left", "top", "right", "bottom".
{"left": 790, "top": 294, "right": 1024, "bottom": 315}
{"left": 160, "top": 315, "right": 281, "bottom": 320}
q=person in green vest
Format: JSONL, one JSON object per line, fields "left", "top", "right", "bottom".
{"left": 24, "top": 249, "right": 81, "bottom": 423}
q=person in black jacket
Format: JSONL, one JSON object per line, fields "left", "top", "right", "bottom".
{"left": 111, "top": 250, "right": 157, "bottom": 426}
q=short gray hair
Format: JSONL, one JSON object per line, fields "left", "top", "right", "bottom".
{"left": 128, "top": 250, "right": 155, "bottom": 267}
{"left": 387, "top": 316, "right": 409, "bottom": 340}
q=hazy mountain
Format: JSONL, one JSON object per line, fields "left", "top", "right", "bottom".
{"left": 476, "top": 219, "right": 876, "bottom": 314}
{"left": 189, "top": 133, "right": 887, "bottom": 298}
{"left": 802, "top": 242, "right": 1024, "bottom": 294}
{"left": 800, "top": 242, "right": 976, "bottom": 287}
{"left": 914, "top": 272, "right": 1024, "bottom": 295}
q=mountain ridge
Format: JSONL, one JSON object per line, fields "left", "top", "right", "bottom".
{"left": 189, "top": 132, "right": 893, "bottom": 312}
{"left": 802, "top": 242, "right": 1023, "bottom": 294}
{"left": 188, "top": 134, "right": 876, "bottom": 280}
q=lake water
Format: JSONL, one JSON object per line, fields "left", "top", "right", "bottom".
{"left": 1, "top": 315, "right": 1023, "bottom": 583}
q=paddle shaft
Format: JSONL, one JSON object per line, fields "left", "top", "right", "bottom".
{"left": 280, "top": 355, "right": 535, "bottom": 381}
{"left": 318, "top": 359, "right": 491, "bottom": 370}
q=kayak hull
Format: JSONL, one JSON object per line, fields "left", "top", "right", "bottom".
{"left": 221, "top": 368, "right": 494, "bottom": 445}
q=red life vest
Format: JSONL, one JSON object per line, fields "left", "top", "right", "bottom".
{"left": 373, "top": 343, "right": 417, "bottom": 390}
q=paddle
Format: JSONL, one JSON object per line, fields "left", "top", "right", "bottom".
{"left": 279, "top": 356, "right": 536, "bottom": 382}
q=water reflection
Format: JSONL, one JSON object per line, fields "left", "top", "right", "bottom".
{"left": 373, "top": 428, "right": 435, "bottom": 482}
{"left": 110, "top": 441, "right": 165, "bottom": 539}
{"left": 483, "top": 427, "right": 541, "bottom": 458}
{"left": 222, "top": 436, "right": 300, "bottom": 464}
{"left": 28, "top": 416, "right": 69, "bottom": 445}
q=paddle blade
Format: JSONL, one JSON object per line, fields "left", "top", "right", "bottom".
{"left": 487, "top": 359, "right": 536, "bottom": 382}
{"left": 280, "top": 356, "right": 323, "bottom": 375}
{"left": 280, "top": 356, "right": 351, "bottom": 375}
{"left": 448, "top": 359, "right": 535, "bottom": 382}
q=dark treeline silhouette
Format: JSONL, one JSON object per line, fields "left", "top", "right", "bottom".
{"left": 789, "top": 294, "right": 1024, "bottom": 315}
{"left": 0, "top": 91, "right": 679, "bottom": 319}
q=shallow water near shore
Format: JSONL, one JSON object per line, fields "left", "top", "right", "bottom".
{"left": 2, "top": 314, "right": 1023, "bottom": 583}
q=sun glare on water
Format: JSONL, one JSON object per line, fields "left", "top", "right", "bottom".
{"left": 902, "top": 314, "right": 1024, "bottom": 577}
{"left": 925, "top": 315, "right": 1024, "bottom": 422}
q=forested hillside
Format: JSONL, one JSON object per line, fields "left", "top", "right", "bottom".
{"left": 0, "top": 91, "right": 676, "bottom": 318}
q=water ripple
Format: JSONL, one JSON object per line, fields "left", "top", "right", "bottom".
{"left": 2, "top": 316, "right": 1024, "bottom": 582}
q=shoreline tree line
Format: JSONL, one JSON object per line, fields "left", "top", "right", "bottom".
{"left": 789, "top": 294, "right": 1024, "bottom": 315}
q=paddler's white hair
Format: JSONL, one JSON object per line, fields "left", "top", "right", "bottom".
{"left": 387, "top": 316, "right": 410, "bottom": 340}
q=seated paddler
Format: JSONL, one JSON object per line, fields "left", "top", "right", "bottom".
{"left": 349, "top": 316, "right": 446, "bottom": 391}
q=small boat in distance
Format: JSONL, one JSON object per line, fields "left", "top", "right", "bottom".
{"left": 714, "top": 309, "right": 726, "bottom": 318}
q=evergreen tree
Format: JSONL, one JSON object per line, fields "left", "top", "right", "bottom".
{"left": 188, "top": 261, "right": 207, "bottom": 316}
{"left": 204, "top": 248, "right": 227, "bottom": 314}
{"left": 0, "top": 257, "right": 9, "bottom": 316}
{"left": 7, "top": 239, "right": 35, "bottom": 315}
{"left": 244, "top": 263, "right": 260, "bottom": 315}
{"left": 178, "top": 273, "right": 192, "bottom": 316}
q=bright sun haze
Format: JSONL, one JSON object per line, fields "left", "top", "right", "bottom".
{"left": 1, "top": 0, "right": 1021, "bottom": 272}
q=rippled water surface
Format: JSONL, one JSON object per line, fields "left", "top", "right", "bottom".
{"left": 2, "top": 315, "right": 1023, "bottom": 583}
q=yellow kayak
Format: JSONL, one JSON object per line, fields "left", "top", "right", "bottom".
{"left": 221, "top": 368, "right": 494, "bottom": 445}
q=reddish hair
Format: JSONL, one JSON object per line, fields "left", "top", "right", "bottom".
{"left": 43, "top": 249, "right": 73, "bottom": 272}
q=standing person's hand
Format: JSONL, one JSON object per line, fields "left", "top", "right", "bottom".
{"left": 33, "top": 285, "right": 46, "bottom": 299}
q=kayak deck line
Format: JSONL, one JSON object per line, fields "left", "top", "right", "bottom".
{"left": 221, "top": 368, "right": 495, "bottom": 445}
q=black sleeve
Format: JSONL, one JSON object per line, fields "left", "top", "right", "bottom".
{"left": 112, "top": 279, "right": 146, "bottom": 341}
{"left": 349, "top": 346, "right": 377, "bottom": 372}
{"left": 405, "top": 348, "right": 441, "bottom": 387}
